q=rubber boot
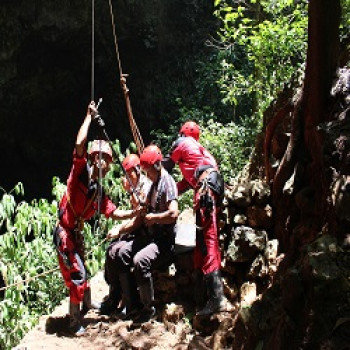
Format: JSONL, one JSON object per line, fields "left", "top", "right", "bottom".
{"left": 99, "top": 284, "right": 122, "bottom": 315}
{"left": 196, "top": 270, "right": 227, "bottom": 316}
{"left": 132, "top": 278, "right": 156, "bottom": 326}
{"left": 118, "top": 272, "right": 141, "bottom": 320}
{"left": 193, "top": 269, "right": 206, "bottom": 311}
{"left": 69, "top": 301, "right": 85, "bottom": 336}
{"left": 82, "top": 287, "right": 101, "bottom": 314}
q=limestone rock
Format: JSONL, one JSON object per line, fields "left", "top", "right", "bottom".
{"left": 188, "top": 335, "right": 211, "bottom": 350}
{"left": 248, "top": 254, "right": 268, "bottom": 279}
{"left": 233, "top": 214, "right": 247, "bottom": 225}
{"left": 246, "top": 204, "right": 273, "bottom": 229}
{"left": 240, "top": 282, "right": 257, "bottom": 307}
{"left": 225, "top": 182, "right": 252, "bottom": 208}
{"left": 265, "top": 239, "right": 279, "bottom": 263}
{"left": 162, "top": 303, "right": 186, "bottom": 325}
{"left": 192, "top": 313, "right": 221, "bottom": 336}
{"left": 251, "top": 179, "right": 271, "bottom": 205}
{"left": 227, "top": 226, "right": 268, "bottom": 262}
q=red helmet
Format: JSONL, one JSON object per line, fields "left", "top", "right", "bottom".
{"left": 89, "top": 140, "right": 113, "bottom": 161}
{"left": 122, "top": 154, "right": 140, "bottom": 171}
{"left": 140, "top": 145, "right": 163, "bottom": 168}
{"left": 179, "top": 121, "right": 200, "bottom": 141}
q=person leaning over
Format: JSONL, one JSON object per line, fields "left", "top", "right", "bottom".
{"left": 114, "top": 145, "right": 179, "bottom": 325}
{"left": 53, "top": 102, "right": 141, "bottom": 335}
{"left": 100, "top": 153, "right": 151, "bottom": 315}
{"left": 162, "top": 121, "right": 227, "bottom": 316}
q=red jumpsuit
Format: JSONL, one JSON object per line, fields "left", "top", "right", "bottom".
{"left": 55, "top": 151, "right": 116, "bottom": 304}
{"left": 164, "top": 136, "right": 223, "bottom": 275}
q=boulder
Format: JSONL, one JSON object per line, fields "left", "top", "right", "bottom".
{"left": 227, "top": 226, "right": 268, "bottom": 262}
{"left": 246, "top": 204, "right": 273, "bottom": 229}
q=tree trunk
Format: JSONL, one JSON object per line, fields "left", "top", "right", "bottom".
{"left": 229, "top": 2, "right": 349, "bottom": 350}
{"left": 273, "top": 0, "right": 341, "bottom": 250}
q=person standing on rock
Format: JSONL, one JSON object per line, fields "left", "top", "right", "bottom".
{"left": 115, "top": 145, "right": 179, "bottom": 325}
{"left": 53, "top": 102, "right": 142, "bottom": 335}
{"left": 100, "top": 153, "right": 151, "bottom": 315}
{"left": 162, "top": 121, "right": 227, "bottom": 316}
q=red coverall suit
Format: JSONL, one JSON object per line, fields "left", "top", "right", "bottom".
{"left": 55, "top": 151, "right": 116, "bottom": 304}
{"left": 163, "top": 136, "right": 223, "bottom": 274}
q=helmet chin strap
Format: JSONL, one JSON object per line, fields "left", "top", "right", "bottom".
{"left": 154, "top": 161, "right": 161, "bottom": 172}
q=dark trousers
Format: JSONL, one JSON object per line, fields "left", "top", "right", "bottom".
{"left": 116, "top": 232, "right": 174, "bottom": 286}
{"left": 104, "top": 234, "right": 134, "bottom": 286}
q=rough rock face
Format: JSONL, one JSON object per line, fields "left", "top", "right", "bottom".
{"left": 221, "top": 178, "right": 282, "bottom": 300}
{"left": 226, "top": 235, "right": 350, "bottom": 350}
{"left": 220, "top": 67, "right": 350, "bottom": 350}
{"left": 227, "top": 226, "right": 268, "bottom": 262}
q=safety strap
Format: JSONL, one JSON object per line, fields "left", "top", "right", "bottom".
{"left": 66, "top": 188, "right": 98, "bottom": 231}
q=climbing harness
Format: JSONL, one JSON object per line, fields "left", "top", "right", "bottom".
{"left": 1, "top": 0, "right": 147, "bottom": 295}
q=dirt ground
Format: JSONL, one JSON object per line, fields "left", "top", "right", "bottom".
{"left": 14, "top": 211, "right": 219, "bottom": 350}
{"left": 14, "top": 271, "right": 195, "bottom": 350}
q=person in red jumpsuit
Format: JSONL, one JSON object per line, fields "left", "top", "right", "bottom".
{"left": 54, "top": 102, "right": 141, "bottom": 335}
{"left": 162, "top": 121, "right": 227, "bottom": 316}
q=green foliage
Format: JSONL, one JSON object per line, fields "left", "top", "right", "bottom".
{"left": 200, "top": 119, "right": 256, "bottom": 183}
{"left": 152, "top": 108, "right": 257, "bottom": 195}
{"left": 213, "top": 0, "right": 308, "bottom": 118}
{"left": 0, "top": 139, "right": 130, "bottom": 349}
{"left": 0, "top": 183, "right": 64, "bottom": 349}
{"left": 340, "top": 0, "right": 350, "bottom": 44}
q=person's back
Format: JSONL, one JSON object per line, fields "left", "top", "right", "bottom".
{"left": 163, "top": 135, "right": 217, "bottom": 194}
{"left": 164, "top": 121, "right": 228, "bottom": 316}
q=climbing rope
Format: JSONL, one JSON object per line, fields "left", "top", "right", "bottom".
{"left": 90, "top": 0, "right": 103, "bottom": 227}
{"left": 107, "top": 0, "right": 145, "bottom": 154}
{"left": 0, "top": 1, "right": 144, "bottom": 294}
{"left": 91, "top": 0, "right": 95, "bottom": 101}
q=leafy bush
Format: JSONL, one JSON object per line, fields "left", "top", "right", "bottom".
{"left": 213, "top": 0, "right": 308, "bottom": 118}
{"left": 0, "top": 140, "right": 129, "bottom": 349}
{"left": 200, "top": 119, "right": 256, "bottom": 183}
{"left": 0, "top": 183, "right": 64, "bottom": 349}
{"left": 154, "top": 111, "right": 256, "bottom": 180}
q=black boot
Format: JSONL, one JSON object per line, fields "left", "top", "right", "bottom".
{"left": 82, "top": 287, "right": 101, "bottom": 314}
{"left": 132, "top": 278, "right": 156, "bottom": 326}
{"left": 196, "top": 270, "right": 227, "bottom": 316}
{"left": 118, "top": 272, "right": 141, "bottom": 320}
{"left": 69, "top": 301, "right": 85, "bottom": 336}
{"left": 193, "top": 269, "right": 206, "bottom": 310}
{"left": 99, "top": 284, "right": 122, "bottom": 315}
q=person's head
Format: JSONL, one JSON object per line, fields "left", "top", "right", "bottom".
{"left": 88, "top": 140, "right": 113, "bottom": 178}
{"left": 140, "top": 145, "right": 163, "bottom": 182}
{"left": 179, "top": 121, "right": 200, "bottom": 141}
{"left": 122, "top": 154, "right": 141, "bottom": 189}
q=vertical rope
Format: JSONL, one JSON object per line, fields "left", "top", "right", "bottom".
{"left": 92, "top": 0, "right": 102, "bottom": 232}
{"left": 107, "top": 0, "right": 145, "bottom": 154}
{"left": 91, "top": 0, "right": 95, "bottom": 101}
{"left": 108, "top": 0, "right": 123, "bottom": 76}
{"left": 97, "top": 140, "right": 102, "bottom": 218}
